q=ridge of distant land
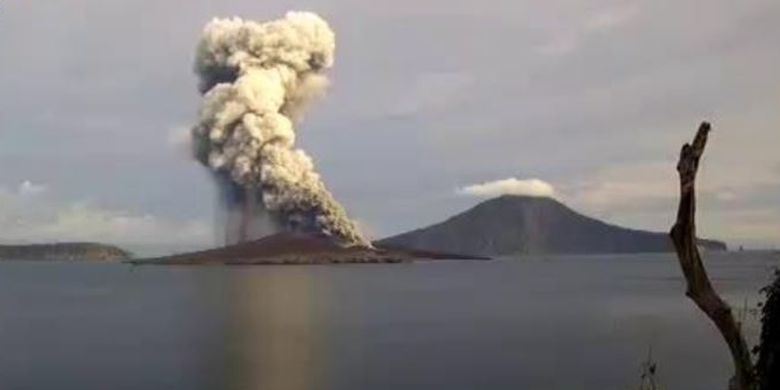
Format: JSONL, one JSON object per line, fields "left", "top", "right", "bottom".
{"left": 379, "top": 195, "right": 727, "bottom": 257}
{"left": 1, "top": 195, "right": 730, "bottom": 264}
{"left": 0, "top": 242, "right": 131, "bottom": 261}
{"left": 129, "top": 232, "right": 489, "bottom": 265}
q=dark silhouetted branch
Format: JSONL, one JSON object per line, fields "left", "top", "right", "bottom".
{"left": 756, "top": 269, "right": 780, "bottom": 390}
{"left": 669, "top": 122, "right": 755, "bottom": 390}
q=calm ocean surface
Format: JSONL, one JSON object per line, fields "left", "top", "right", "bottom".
{"left": 0, "top": 251, "right": 777, "bottom": 390}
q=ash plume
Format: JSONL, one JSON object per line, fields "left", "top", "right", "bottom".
{"left": 191, "top": 12, "right": 369, "bottom": 247}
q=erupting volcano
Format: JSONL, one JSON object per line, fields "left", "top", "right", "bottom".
{"left": 138, "top": 11, "right": 492, "bottom": 266}
{"left": 191, "top": 12, "right": 369, "bottom": 247}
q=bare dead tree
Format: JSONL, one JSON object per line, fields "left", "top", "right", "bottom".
{"left": 669, "top": 122, "right": 755, "bottom": 390}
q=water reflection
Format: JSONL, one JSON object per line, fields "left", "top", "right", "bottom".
{"left": 0, "top": 253, "right": 776, "bottom": 390}
{"left": 223, "top": 268, "right": 324, "bottom": 390}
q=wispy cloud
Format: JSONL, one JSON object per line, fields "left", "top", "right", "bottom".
{"left": 584, "top": 4, "right": 640, "bottom": 32}
{"left": 537, "top": 3, "right": 641, "bottom": 55}
{"left": 559, "top": 160, "right": 780, "bottom": 248}
{"left": 166, "top": 124, "right": 192, "bottom": 157}
{"left": 17, "top": 180, "right": 47, "bottom": 197}
{"left": 388, "top": 71, "right": 472, "bottom": 117}
{"left": 0, "top": 184, "right": 213, "bottom": 253}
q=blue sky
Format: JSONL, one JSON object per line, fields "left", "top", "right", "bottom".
{"left": 1, "top": 0, "right": 779, "bottom": 253}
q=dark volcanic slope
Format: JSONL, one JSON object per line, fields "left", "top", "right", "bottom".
{"left": 0, "top": 242, "right": 131, "bottom": 261}
{"left": 378, "top": 195, "right": 727, "bottom": 256}
{"left": 132, "top": 232, "right": 488, "bottom": 265}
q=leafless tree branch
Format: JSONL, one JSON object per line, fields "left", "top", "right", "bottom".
{"left": 669, "top": 122, "right": 755, "bottom": 390}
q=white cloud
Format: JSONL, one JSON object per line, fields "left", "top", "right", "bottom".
{"left": 557, "top": 160, "right": 780, "bottom": 248}
{"left": 537, "top": 3, "right": 640, "bottom": 55}
{"left": 0, "top": 185, "right": 214, "bottom": 254}
{"left": 701, "top": 208, "right": 780, "bottom": 246}
{"left": 166, "top": 124, "right": 192, "bottom": 157}
{"left": 585, "top": 4, "right": 640, "bottom": 32}
{"left": 458, "top": 177, "right": 556, "bottom": 198}
{"left": 17, "top": 180, "right": 47, "bottom": 197}
{"left": 537, "top": 34, "right": 579, "bottom": 56}
{"left": 15, "top": 203, "right": 212, "bottom": 246}
{"left": 388, "top": 72, "right": 472, "bottom": 117}
{"left": 564, "top": 162, "right": 676, "bottom": 213}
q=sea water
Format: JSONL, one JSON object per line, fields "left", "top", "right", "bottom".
{"left": 0, "top": 251, "right": 777, "bottom": 390}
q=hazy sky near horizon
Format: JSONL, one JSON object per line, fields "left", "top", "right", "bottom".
{"left": 1, "top": 0, "right": 779, "bottom": 253}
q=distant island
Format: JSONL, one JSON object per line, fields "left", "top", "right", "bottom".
{"left": 0, "top": 243, "right": 132, "bottom": 261}
{"left": 0, "top": 195, "right": 729, "bottom": 263}
{"left": 130, "top": 232, "right": 489, "bottom": 265}
{"left": 378, "top": 195, "right": 727, "bottom": 257}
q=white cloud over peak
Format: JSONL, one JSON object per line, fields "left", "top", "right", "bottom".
{"left": 458, "top": 178, "right": 556, "bottom": 198}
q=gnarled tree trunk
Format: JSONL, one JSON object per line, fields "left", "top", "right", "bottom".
{"left": 669, "top": 122, "right": 755, "bottom": 390}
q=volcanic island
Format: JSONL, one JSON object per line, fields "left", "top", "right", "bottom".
{"left": 128, "top": 232, "right": 489, "bottom": 265}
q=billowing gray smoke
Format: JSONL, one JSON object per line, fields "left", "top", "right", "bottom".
{"left": 191, "top": 12, "right": 369, "bottom": 247}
